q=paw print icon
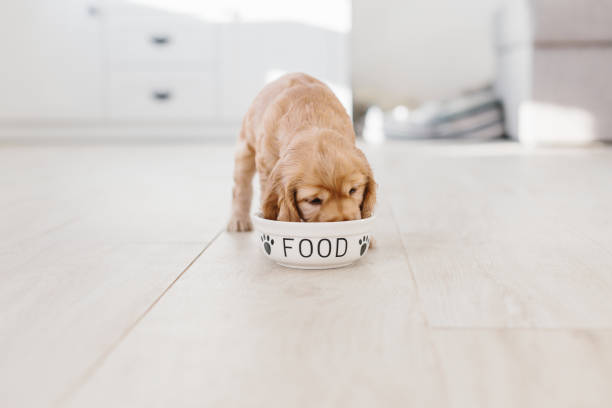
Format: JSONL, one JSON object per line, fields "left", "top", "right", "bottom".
{"left": 260, "top": 234, "right": 274, "bottom": 255}
{"left": 358, "top": 236, "right": 369, "bottom": 256}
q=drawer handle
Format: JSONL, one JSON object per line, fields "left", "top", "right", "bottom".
{"left": 151, "top": 35, "right": 171, "bottom": 45}
{"left": 152, "top": 90, "right": 172, "bottom": 101}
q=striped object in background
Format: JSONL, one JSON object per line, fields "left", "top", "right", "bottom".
{"left": 381, "top": 88, "right": 504, "bottom": 140}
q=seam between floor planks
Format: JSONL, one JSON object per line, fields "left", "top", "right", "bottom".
{"left": 389, "top": 201, "right": 462, "bottom": 401}
{"left": 389, "top": 202, "right": 454, "bottom": 402}
{"left": 54, "top": 228, "right": 225, "bottom": 407}
{"left": 388, "top": 203, "right": 432, "bottom": 328}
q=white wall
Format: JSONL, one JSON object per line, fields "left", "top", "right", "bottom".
{"left": 352, "top": 0, "right": 502, "bottom": 108}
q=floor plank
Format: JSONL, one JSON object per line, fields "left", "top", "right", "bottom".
{"left": 64, "top": 203, "right": 447, "bottom": 407}
{"left": 431, "top": 329, "right": 612, "bottom": 407}
{"left": 370, "top": 142, "right": 612, "bottom": 328}
{"left": 0, "top": 145, "right": 232, "bottom": 407}
{"left": 2, "top": 141, "right": 612, "bottom": 407}
{"left": 0, "top": 242, "right": 204, "bottom": 407}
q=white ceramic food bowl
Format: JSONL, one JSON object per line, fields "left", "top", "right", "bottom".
{"left": 252, "top": 214, "right": 375, "bottom": 269}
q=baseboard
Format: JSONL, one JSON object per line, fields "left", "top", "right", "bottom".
{"left": 0, "top": 122, "right": 241, "bottom": 143}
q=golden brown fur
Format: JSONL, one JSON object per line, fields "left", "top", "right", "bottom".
{"left": 227, "top": 73, "right": 376, "bottom": 231}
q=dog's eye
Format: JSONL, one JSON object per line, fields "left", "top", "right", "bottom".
{"left": 349, "top": 187, "right": 357, "bottom": 195}
{"left": 309, "top": 198, "right": 322, "bottom": 205}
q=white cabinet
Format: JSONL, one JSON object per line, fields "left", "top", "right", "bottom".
{"left": 105, "top": 10, "right": 218, "bottom": 122}
{"left": 0, "top": 1, "right": 350, "bottom": 139}
{"left": 109, "top": 72, "right": 216, "bottom": 120}
{"left": 0, "top": 0, "right": 104, "bottom": 120}
{"left": 107, "top": 15, "right": 216, "bottom": 70}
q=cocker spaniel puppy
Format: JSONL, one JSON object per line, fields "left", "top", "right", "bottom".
{"left": 227, "top": 73, "right": 376, "bottom": 231}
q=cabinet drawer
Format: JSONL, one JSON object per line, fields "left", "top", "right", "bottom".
{"left": 109, "top": 72, "right": 216, "bottom": 120}
{"left": 108, "top": 16, "right": 216, "bottom": 68}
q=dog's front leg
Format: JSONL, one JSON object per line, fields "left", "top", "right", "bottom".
{"left": 227, "top": 139, "right": 255, "bottom": 232}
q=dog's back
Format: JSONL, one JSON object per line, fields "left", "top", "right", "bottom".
{"left": 242, "top": 73, "right": 354, "bottom": 154}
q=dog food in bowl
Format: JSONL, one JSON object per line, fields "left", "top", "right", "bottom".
{"left": 252, "top": 214, "right": 375, "bottom": 269}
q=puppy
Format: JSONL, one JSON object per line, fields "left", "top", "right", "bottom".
{"left": 227, "top": 73, "right": 376, "bottom": 231}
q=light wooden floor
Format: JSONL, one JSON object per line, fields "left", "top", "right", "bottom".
{"left": 1, "top": 141, "right": 611, "bottom": 407}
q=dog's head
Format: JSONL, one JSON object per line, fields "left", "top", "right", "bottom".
{"left": 262, "top": 131, "right": 377, "bottom": 222}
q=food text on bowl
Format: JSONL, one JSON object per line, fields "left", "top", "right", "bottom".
{"left": 282, "top": 237, "right": 347, "bottom": 258}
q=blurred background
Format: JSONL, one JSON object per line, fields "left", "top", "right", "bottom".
{"left": 1, "top": 0, "right": 610, "bottom": 145}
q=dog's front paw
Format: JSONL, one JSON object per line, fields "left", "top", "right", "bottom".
{"left": 227, "top": 213, "right": 252, "bottom": 232}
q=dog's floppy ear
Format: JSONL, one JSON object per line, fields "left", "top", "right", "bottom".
{"left": 359, "top": 157, "right": 377, "bottom": 219}
{"left": 262, "top": 159, "right": 301, "bottom": 221}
